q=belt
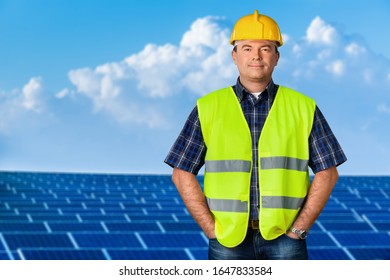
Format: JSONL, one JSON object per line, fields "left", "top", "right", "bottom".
{"left": 248, "top": 220, "right": 259, "bottom": 229}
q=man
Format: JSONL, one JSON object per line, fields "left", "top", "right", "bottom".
{"left": 164, "top": 10, "right": 347, "bottom": 260}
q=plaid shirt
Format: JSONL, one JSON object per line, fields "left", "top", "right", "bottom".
{"left": 165, "top": 79, "right": 347, "bottom": 220}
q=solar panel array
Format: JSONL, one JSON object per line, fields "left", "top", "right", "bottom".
{"left": 0, "top": 172, "right": 389, "bottom": 260}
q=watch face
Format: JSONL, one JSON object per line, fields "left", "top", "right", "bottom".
{"left": 299, "top": 231, "right": 308, "bottom": 239}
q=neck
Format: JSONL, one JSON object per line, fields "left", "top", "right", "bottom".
{"left": 239, "top": 77, "right": 271, "bottom": 93}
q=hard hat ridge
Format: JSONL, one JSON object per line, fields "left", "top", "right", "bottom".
{"left": 230, "top": 9, "right": 283, "bottom": 47}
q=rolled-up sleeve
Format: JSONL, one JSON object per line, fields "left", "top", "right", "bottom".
{"left": 308, "top": 106, "right": 347, "bottom": 173}
{"left": 164, "top": 106, "right": 206, "bottom": 175}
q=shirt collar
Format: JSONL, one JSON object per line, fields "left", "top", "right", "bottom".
{"left": 234, "top": 78, "right": 277, "bottom": 102}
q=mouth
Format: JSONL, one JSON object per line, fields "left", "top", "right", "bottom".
{"left": 249, "top": 64, "right": 265, "bottom": 68}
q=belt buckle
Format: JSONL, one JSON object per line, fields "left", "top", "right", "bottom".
{"left": 249, "top": 220, "right": 259, "bottom": 229}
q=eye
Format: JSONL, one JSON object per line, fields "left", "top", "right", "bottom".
{"left": 261, "top": 46, "right": 271, "bottom": 52}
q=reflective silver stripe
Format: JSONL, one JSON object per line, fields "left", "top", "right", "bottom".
{"left": 205, "top": 160, "right": 251, "bottom": 173}
{"left": 260, "top": 157, "right": 308, "bottom": 172}
{"left": 206, "top": 197, "right": 248, "bottom": 213}
{"left": 262, "top": 196, "right": 306, "bottom": 210}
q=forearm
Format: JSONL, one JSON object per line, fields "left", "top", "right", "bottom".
{"left": 172, "top": 168, "right": 215, "bottom": 238}
{"left": 291, "top": 166, "right": 339, "bottom": 232}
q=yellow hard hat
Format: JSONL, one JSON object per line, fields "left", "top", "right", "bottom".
{"left": 230, "top": 10, "right": 283, "bottom": 47}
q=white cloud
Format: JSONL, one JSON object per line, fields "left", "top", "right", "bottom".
{"left": 21, "top": 77, "right": 44, "bottom": 112}
{"left": 56, "top": 88, "right": 71, "bottom": 99}
{"left": 378, "top": 103, "right": 390, "bottom": 114}
{"left": 345, "top": 42, "right": 366, "bottom": 55}
{"left": 280, "top": 16, "right": 390, "bottom": 89}
{"left": 281, "top": 33, "right": 290, "bottom": 44}
{"left": 67, "top": 16, "right": 236, "bottom": 127}
{"left": 363, "top": 68, "right": 374, "bottom": 83}
{"left": 0, "top": 77, "right": 45, "bottom": 133}
{"left": 306, "top": 16, "right": 338, "bottom": 45}
{"left": 326, "top": 60, "right": 345, "bottom": 76}
{"left": 292, "top": 44, "right": 301, "bottom": 56}
{"left": 181, "top": 16, "right": 228, "bottom": 52}
{"left": 124, "top": 43, "right": 181, "bottom": 97}
{"left": 317, "top": 49, "right": 332, "bottom": 60}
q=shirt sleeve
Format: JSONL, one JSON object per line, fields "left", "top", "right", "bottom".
{"left": 164, "top": 106, "right": 206, "bottom": 175}
{"left": 308, "top": 106, "right": 347, "bottom": 173}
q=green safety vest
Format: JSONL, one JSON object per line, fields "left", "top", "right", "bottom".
{"left": 197, "top": 86, "right": 316, "bottom": 247}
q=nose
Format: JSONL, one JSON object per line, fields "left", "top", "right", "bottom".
{"left": 252, "top": 48, "right": 263, "bottom": 60}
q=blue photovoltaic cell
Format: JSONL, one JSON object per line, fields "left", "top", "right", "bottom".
{"left": 372, "top": 222, "right": 390, "bottom": 231}
{"left": 160, "top": 222, "right": 202, "bottom": 232}
{"left": 29, "top": 214, "right": 79, "bottom": 222}
{"left": 320, "top": 221, "right": 373, "bottom": 231}
{"left": 307, "top": 223, "right": 321, "bottom": 231}
{"left": 348, "top": 248, "right": 390, "bottom": 260}
{"left": 305, "top": 233, "right": 338, "bottom": 247}
{"left": 190, "top": 249, "right": 208, "bottom": 260}
{"left": 0, "top": 223, "right": 47, "bottom": 232}
{"left": 20, "top": 249, "right": 106, "bottom": 260}
{"left": 318, "top": 213, "right": 358, "bottom": 221}
{"left": 4, "top": 233, "right": 74, "bottom": 249}
{"left": 333, "top": 233, "right": 390, "bottom": 246}
{"left": 364, "top": 213, "right": 390, "bottom": 221}
{"left": 0, "top": 172, "right": 389, "bottom": 260}
{"left": 48, "top": 223, "right": 105, "bottom": 232}
{"left": 108, "top": 249, "right": 190, "bottom": 260}
{"left": 79, "top": 214, "right": 127, "bottom": 222}
{"left": 127, "top": 215, "right": 175, "bottom": 222}
{"left": 141, "top": 233, "right": 207, "bottom": 248}
{"left": 105, "top": 222, "right": 161, "bottom": 232}
{"left": 308, "top": 249, "right": 351, "bottom": 260}
{"left": 0, "top": 215, "right": 29, "bottom": 221}
{"left": 73, "top": 233, "right": 142, "bottom": 248}
{"left": 0, "top": 252, "right": 10, "bottom": 260}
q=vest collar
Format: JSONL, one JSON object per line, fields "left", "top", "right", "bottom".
{"left": 234, "top": 78, "right": 277, "bottom": 102}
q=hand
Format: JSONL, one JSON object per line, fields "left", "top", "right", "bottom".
{"left": 286, "top": 230, "right": 300, "bottom": 239}
{"left": 205, "top": 223, "right": 216, "bottom": 239}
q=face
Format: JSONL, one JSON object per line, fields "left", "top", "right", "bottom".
{"left": 232, "top": 40, "right": 280, "bottom": 85}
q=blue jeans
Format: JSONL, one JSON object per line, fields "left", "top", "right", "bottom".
{"left": 208, "top": 229, "right": 308, "bottom": 260}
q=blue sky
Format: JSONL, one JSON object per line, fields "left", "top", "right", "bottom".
{"left": 0, "top": 0, "right": 389, "bottom": 175}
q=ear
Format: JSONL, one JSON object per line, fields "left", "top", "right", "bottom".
{"left": 232, "top": 49, "right": 238, "bottom": 65}
{"left": 274, "top": 51, "right": 280, "bottom": 66}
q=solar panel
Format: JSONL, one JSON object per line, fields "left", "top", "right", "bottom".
{"left": 1, "top": 172, "right": 389, "bottom": 260}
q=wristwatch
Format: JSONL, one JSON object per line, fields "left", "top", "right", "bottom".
{"left": 290, "top": 227, "right": 308, "bottom": 239}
